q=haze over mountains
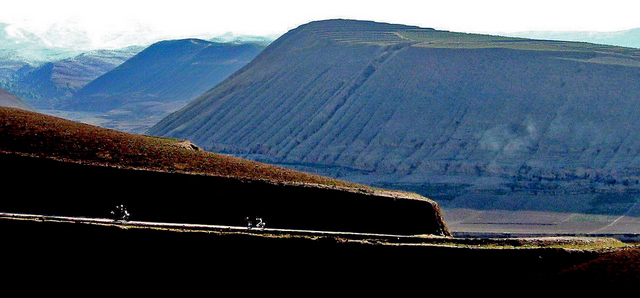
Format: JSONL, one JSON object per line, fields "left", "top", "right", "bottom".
{"left": 1, "top": 22, "right": 272, "bottom": 127}
{"left": 12, "top": 46, "right": 143, "bottom": 109}
{"left": 1, "top": 21, "right": 268, "bottom": 133}
{"left": 150, "top": 19, "right": 640, "bottom": 217}
{"left": 63, "top": 39, "right": 265, "bottom": 133}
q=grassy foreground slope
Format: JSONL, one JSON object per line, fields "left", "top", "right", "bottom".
{"left": 0, "top": 106, "right": 353, "bottom": 186}
{"left": 0, "top": 107, "right": 448, "bottom": 235}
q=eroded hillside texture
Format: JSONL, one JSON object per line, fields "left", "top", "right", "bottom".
{"left": 150, "top": 20, "right": 640, "bottom": 214}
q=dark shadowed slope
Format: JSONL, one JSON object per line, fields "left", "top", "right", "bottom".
{"left": 149, "top": 19, "right": 640, "bottom": 216}
{"left": 0, "top": 107, "right": 449, "bottom": 235}
{"left": 64, "top": 39, "right": 265, "bottom": 133}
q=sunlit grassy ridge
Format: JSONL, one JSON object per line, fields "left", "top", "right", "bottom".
{"left": 0, "top": 107, "right": 368, "bottom": 189}
{"left": 309, "top": 19, "right": 640, "bottom": 54}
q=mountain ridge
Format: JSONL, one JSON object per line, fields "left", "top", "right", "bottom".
{"left": 64, "top": 38, "right": 265, "bottom": 133}
{"left": 12, "top": 46, "right": 143, "bottom": 109}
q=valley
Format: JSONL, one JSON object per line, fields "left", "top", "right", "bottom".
{"left": 2, "top": 18, "right": 640, "bottom": 282}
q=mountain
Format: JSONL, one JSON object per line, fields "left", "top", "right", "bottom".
{"left": 0, "top": 106, "right": 448, "bottom": 235}
{"left": 12, "top": 46, "right": 143, "bottom": 109}
{"left": 0, "top": 22, "right": 144, "bottom": 106}
{"left": 0, "top": 88, "right": 33, "bottom": 111}
{"left": 64, "top": 39, "right": 265, "bottom": 133}
{"left": 149, "top": 19, "right": 640, "bottom": 218}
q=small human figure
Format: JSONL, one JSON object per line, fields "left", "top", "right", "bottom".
{"left": 255, "top": 217, "right": 266, "bottom": 229}
{"left": 111, "top": 204, "right": 130, "bottom": 221}
{"left": 245, "top": 216, "right": 253, "bottom": 229}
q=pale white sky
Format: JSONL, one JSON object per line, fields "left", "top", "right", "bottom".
{"left": 3, "top": 0, "right": 640, "bottom": 48}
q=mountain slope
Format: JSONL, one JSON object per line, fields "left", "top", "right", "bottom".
{"left": 0, "top": 88, "right": 33, "bottom": 111}
{"left": 64, "top": 39, "right": 265, "bottom": 133}
{"left": 149, "top": 19, "right": 640, "bottom": 215}
{"left": 14, "top": 47, "right": 143, "bottom": 109}
{"left": 0, "top": 107, "right": 449, "bottom": 235}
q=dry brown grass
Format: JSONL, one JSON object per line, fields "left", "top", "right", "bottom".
{"left": 0, "top": 107, "right": 364, "bottom": 189}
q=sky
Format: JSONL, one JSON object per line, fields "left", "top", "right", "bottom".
{"left": 2, "top": 0, "right": 640, "bottom": 49}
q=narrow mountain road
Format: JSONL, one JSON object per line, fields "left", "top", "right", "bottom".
{"left": 0, "top": 212, "right": 419, "bottom": 240}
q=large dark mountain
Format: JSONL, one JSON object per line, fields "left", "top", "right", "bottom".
{"left": 149, "top": 19, "right": 640, "bottom": 216}
{"left": 64, "top": 39, "right": 265, "bottom": 133}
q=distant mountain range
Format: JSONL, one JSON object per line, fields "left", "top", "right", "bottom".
{"left": 149, "top": 19, "right": 640, "bottom": 216}
{"left": 11, "top": 46, "right": 143, "bottom": 109}
{"left": 1, "top": 21, "right": 268, "bottom": 133}
{"left": 1, "top": 22, "right": 273, "bottom": 115}
{"left": 62, "top": 39, "right": 265, "bottom": 133}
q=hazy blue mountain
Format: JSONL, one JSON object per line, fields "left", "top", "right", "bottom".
{"left": 13, "top": 46, "right": 143, "bottom": 109}
{"left": 149, "top": 19, "right": 640, "bottom": 215}
{"left": 64, "top": 39, "right": 265, "bottom": 133}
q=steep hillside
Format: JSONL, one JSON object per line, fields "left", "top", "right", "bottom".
{"left": 64, "top": 39, "right": 265, "bottom": 133}
{"left": 0, "top": 107, "right": 448, "bottom": 235}
{"left": 0, "top": 88, "right": 33, "bottom": 111}
{"left": 149, "top": 19, "right": 640, "bottom": 216}
{"left": 14, "top": 47, "right": 143, "bottom": 109}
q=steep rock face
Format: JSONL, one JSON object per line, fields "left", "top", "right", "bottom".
{"left": 149, "top": 20, "right": 640, "bottom": 210}
{"left": 65, "top": 39, "right": 265, "bottom": 133}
